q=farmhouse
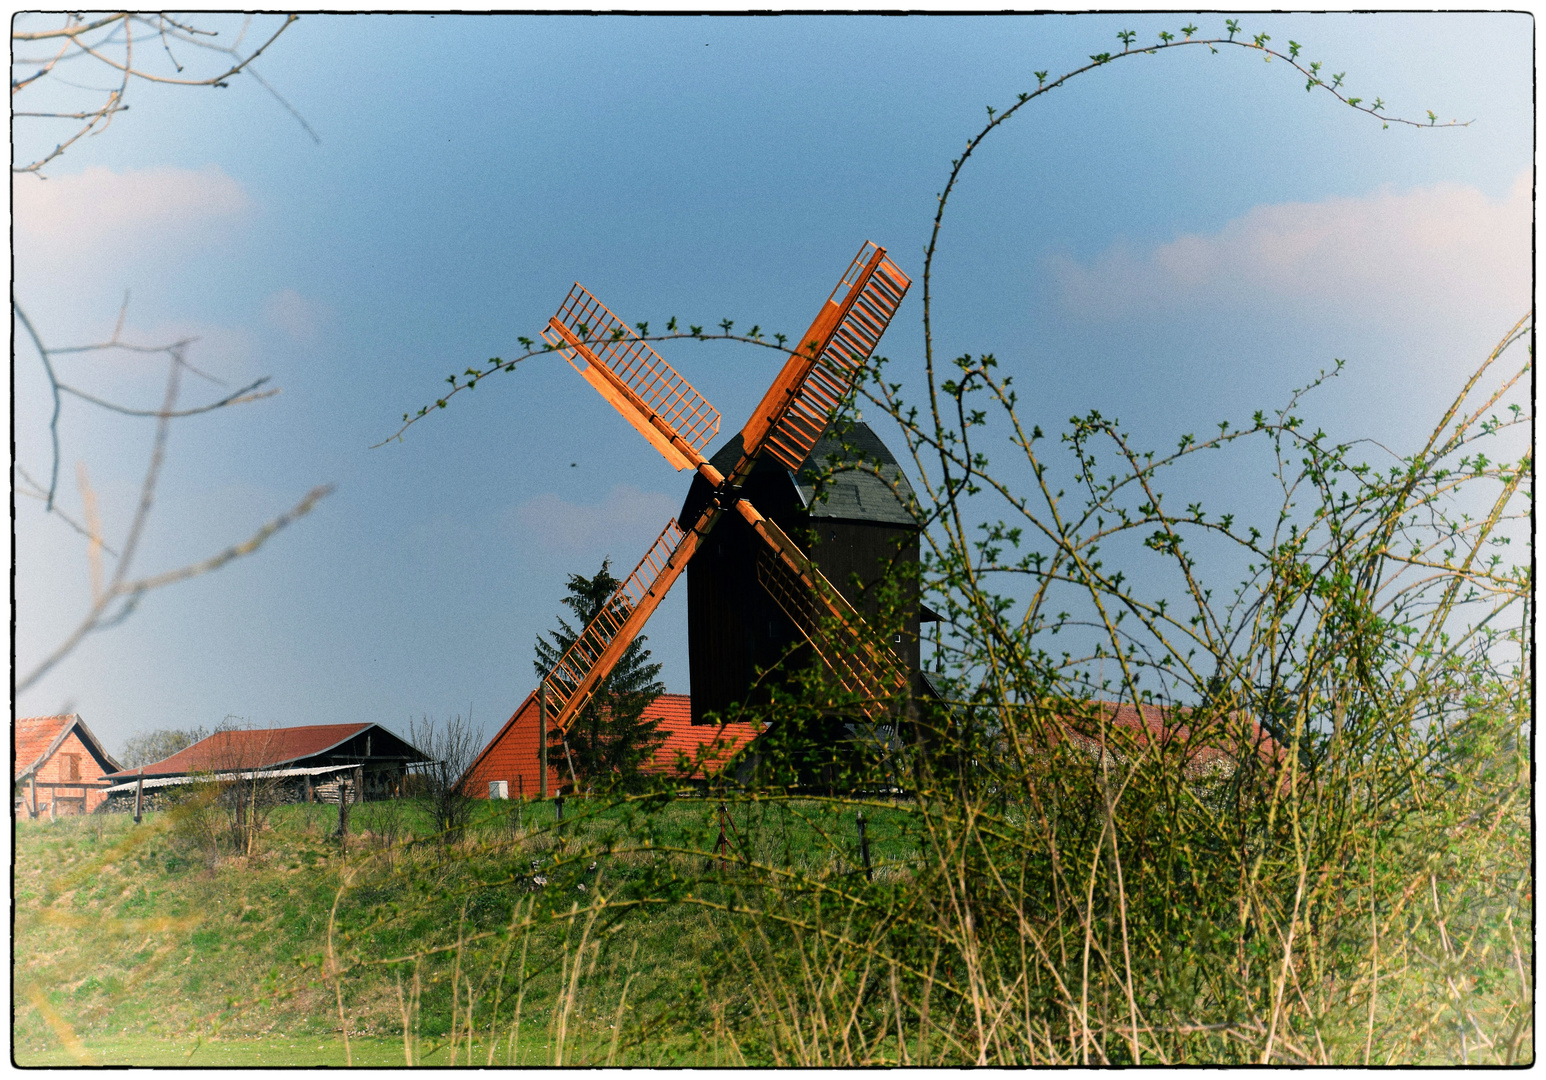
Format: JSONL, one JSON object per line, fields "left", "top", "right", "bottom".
{"left": 462, "top": 692, "right": 760, "bottom": 799}
{"left": 15, "top": 714, "right": 123, "bottom": 817}
{"left": 99, "top": 723, "right": 431, "bottom": 810}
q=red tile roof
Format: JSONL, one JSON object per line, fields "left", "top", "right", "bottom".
{"left": 638, "top": 694, "right": 761, "bottom": 779}
{"left": 1048, "top": 700, "right": 1285, "bottom": 777}
{"left": 102, "top": 723, "right": 374, "bottom": 779}
{"left": 16, "top": 715, "right": 74, "bottom": 781}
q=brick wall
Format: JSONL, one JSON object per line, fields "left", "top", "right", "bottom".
{"left": 461, "top": 691, "right": 564, "bottom": 801}
{"left": 18, "top": 729, "right": 113, "bottom": 815}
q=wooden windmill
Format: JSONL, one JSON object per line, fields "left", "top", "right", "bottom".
{"left": 538, "top": 241, "right": 915, "bottom": 759}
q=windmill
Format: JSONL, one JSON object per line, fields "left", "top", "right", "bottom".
{"left": 538, "top": 241, "right": 915, "bottom": 757}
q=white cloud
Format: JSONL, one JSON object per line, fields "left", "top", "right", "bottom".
{"left": 263, "top": 288, "right": 330, "bottom": 343}
{"left": 13, "top": 165, "right": 251, "bottom": 264}
{"left": 1051, "top": 171, "right": 1531, "bottom": 324}
{"left": 506, "top": 484, "right": 679, "bottom": 558}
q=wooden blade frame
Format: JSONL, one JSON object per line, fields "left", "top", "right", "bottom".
{"left": 540, "top": 241, "right": 911, "bottom": 736}
{"left": 738, "top": 502, "right": 908, "bottom": 721}
{"left": 545, "top": 285, "right": 720, "bottom": 472}
{"left": 542, "top": 510, "right": 720, "bottom": 734}
{"left": 739, "top": 241, "right": 911, "bottom": 473}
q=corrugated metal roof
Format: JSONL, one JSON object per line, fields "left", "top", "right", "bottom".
{"left": 1038, "top": 700, "right": 1286, "bottom": 777}
{"left": 101, "top": 723, "right": 380, "bottom": 780}
{"left": 102, "top": 763, "right": 358, "bottom": 796}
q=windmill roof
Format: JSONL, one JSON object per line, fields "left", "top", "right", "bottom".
{"left": 100, "top": 723, "right": 424, "bottom": 780}
{"left": 700, "top": 419, "right": 918, "bottom": 528}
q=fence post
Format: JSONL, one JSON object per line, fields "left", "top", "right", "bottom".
{"left": 554, "top": 794, "right": 564, "bottom": 836}
{"left": 337, "top": 779, "right": 349, "bottom": 842}
{"left": 29, "top": 775, "right": 37, "bottom": 819}
{"left": 857, "top": 811, "right": 872, "bottom": 882}
{"left": 133, "top": 770, "right": 145, "bottom": 824}
{"left": 355, "top": 765, "right": 365, "bottom": 805}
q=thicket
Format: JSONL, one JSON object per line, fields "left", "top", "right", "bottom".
{"left": 16, "top": 22, "right": 1529, "bottom": 1066}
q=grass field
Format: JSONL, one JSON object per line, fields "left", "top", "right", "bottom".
{"left": 13, "top": 793, "right": 917, "bottom": 1067}
{"left": 13, "top": 770, "right": 1530, "bottom": 1066}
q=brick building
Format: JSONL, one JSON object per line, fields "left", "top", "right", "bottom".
{"left": 461, "top": 692, "right": 760, "bottom": 799}
{"left": 15, "top": 714, "right": 123, "bottom": 817}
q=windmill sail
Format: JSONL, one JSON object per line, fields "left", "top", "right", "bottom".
{"left": 737, "top": 503, "right": 908, "bottom": 719}
{"left": 546, "top": 284, "right": 721, "bottom": 472}
{"left": 740, "top": 242, "right": 911, "bottom": 472}
{"left": 541, "top": 516, "right": 710, "bottom": 731}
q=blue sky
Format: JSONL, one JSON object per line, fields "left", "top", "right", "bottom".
{"left": 13, "top": 13, "right": 1532, "bottom": 754}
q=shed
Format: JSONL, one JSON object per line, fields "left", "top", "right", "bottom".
{"left": 15, "top": 714, "right": 122, "bottom": 817}
{"left": 461, "top": 692, "right": 760, "bottom": 799}
{"left": 99, "top": 723, "right": 430, "bottom": 808}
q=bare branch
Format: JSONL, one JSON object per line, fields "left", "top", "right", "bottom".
{"left": 16, "top": 483, "right": 334, "bottom": 696}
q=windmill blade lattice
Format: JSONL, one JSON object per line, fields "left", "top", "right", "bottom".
{"left": 743, "top": 242, "right": 911, "bottom": 472}
{"left": 746, "top": 511, "right": 909, "bottom": 719}
{"left": 545, "top": 284, "right": 721, "bottom": 472}
{"left": 541, "top": 517, "right": 704, "bottom": 729}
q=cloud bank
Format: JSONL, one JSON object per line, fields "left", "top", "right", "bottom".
{"left": 1051, "top": 171, "right": 1530, "bottom": 326}
{"left": 13, "top": 165, "right": 251, "bottom": 267}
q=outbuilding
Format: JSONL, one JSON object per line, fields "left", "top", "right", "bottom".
{"left": 15, "top": 714, "right": 123, "bottom": 817}
{"left": 461, "top": 692, "right": 759, "bottom": 799}
{"left": 99, "top": 723, "right": 431, "bottom": 810}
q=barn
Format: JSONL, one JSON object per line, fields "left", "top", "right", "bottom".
{"left": 15, "top": 714, "right": 123, "bottom": 817}
{"left": 461, "top": 692, "right": 759, "bottom": 799}
{"left": 99, "top": 723, "right": 431, "bottom": 809}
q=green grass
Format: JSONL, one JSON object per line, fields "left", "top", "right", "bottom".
{"left": 14, "top": 777, "right": 1528, "bottom": 1066}
{"left": 12, "top": 793, "right": 912, "bottom": 1066}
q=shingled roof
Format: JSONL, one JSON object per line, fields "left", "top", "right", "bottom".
{"left": 16, "top": 714, "right": 121, "bottom": 781}
{"left": 689, "top": 420, "right": 919, "bottom": 529}
{"left": 100, "top": 723, "right": 425, "bottom": 781}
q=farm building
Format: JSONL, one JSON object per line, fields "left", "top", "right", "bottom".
{"left": 99, "top": 723, "right": 431, "bottom": 810}
{"left": 461, "top": 692, "right": 760, "bottom": 799}
{"left": 1025, "top": 699, "right": 1288, "bottom": 782}
{"left": 15, "top": 714, "right": 123, "bottom": 817}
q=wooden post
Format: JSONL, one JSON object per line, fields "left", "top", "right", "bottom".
{"left": 563, "top": 739, "right": 580, "bottom": 798}
{"left": 133, "top": 770, "right": 145, "bottom": 824}
{"left": 538, "top": 682, "right": 549, "bottom": 801}
{"left": 857, "top": 811, "right": 872, "bottom": 882}
{"left": 29, "top": 774, "right": 38, "bottom": 819}
{"left": 304, "top": 772, "right": 313, "bottom": 804}
{"left": 354, "top": 765, "right": 365, "bottom": 805}
{"left": 337, "top": 778, "right": 349, "bottom": 839}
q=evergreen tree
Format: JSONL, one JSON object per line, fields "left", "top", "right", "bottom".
{"left": 534, "top": 559, "right": 666, "bottom": 792}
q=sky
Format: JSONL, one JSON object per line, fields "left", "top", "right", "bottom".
{"left": 12, "top": 13, "right": 1533, "bottom": 756}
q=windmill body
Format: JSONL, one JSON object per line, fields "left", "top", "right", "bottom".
{"left": 679, "top": 422, "right": 928, "bottom": 726}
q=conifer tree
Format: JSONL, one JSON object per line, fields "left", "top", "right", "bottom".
{"left": 534, "top": 560, "right": 667, "bottom": 792}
